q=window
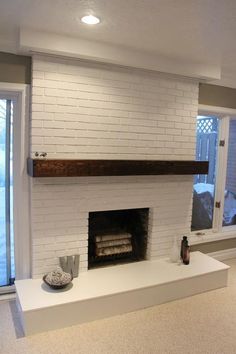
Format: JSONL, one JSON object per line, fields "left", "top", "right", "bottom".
{"left": 223, "top": 118, "right": 236, "bottom": 226}
{"left": 192, "top": 116, "right": 219, "bottom": 231}
{"left": 0, "top": 83, "right": 30, "bottom": 294}
{"left": 0, "top": 99, "right": 14, "bottom": 287}
{"left": 191, "top": 112, "right": 236, "bottom": 237}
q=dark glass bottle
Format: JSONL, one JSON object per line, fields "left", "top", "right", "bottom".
{"left": 180, "top": 236, "right": 188, "bottom": 260}
{"left": 183, "top": 245, "right": 190, "bottom": 265}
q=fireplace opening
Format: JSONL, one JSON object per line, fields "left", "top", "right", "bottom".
{"left": 88, "top": 208, "right": 149, "bottom": 269}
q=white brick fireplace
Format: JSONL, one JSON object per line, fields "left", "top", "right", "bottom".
{"left": 30, "top": 55, "right": 198, "bottom": 278}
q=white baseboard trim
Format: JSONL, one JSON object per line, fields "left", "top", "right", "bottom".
{"left": 0, "top": 293, "right": 16, "bottom": 302}
{"left": 208, "top": 248, "right": 236, "bottom": 261}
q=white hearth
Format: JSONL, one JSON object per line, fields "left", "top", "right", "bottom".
{"left": 15, "top": 252, "right": 229, "bottom": 335}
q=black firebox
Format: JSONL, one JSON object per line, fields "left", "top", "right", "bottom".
{"left": 88, "top": 208, "right": 149, "bottom": 269}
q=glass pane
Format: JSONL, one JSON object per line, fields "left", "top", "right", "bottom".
{"left": 0, "top": 99, "right": 14, "bottom": 287}
{"left": 10, "top": 104, "right": 14, "bottom": 280}
{"left": 0, "top": 100, "right": 7, "bottom": 286}
{"left": 191, "top": 116, "right": 219, "bottom": 231}
{"left": 223, "top": 119, "right": 236, "bottom": 226}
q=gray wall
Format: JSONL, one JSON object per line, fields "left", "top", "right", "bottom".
{"left": 199, "top": 83, "right": 236, "bottom": 109}
{"left": 0, "top": 52, "right": 31, "bottom": 84}
{"left": 191, "top": 238, "right": 236, "bottom": 254}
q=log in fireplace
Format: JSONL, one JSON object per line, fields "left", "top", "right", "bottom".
{"left": 88, "top": 208, "right": 149, "bottom": 269}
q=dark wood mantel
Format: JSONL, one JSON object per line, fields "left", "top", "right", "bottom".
{"left": 27, "top": 158, "right": 209, "bottom": 177}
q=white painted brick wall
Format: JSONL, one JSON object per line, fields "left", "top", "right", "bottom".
{"left": 31, "top": 175, "right": 193, "bottom": 278}
{"left": 31, "top": 55, "right": 198, "bottom": 160}
{"left": 30, "top": 55, "right": 199, "bottom": 278}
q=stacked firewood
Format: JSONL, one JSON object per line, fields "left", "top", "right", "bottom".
{"left": 95, "top": 233, "right": 132, "bottom": 257}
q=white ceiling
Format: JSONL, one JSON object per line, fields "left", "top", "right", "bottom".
{"left": 1, "top": 0, "right": 236, "bottom": 85}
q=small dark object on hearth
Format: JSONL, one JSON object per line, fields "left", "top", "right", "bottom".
{"left": 180, "top": 236, "right": 188, "bottom": 260}
{"left": 183, "top": 245, "right": 190, "bottom": 265}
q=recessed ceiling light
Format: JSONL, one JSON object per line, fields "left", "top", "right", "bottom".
{"left": 81, "top": 15, "right": 100, "bottom": 25}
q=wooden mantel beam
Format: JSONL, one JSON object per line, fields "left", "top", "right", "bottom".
{"left": 27, "top": 158, "right": 209, "bottom": 178}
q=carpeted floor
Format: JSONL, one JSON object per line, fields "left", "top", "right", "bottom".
{"left": 1, "top": 258, "right": 236, "bottom": 354}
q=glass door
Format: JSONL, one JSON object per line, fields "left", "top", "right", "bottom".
{"left": 223, "top": 118, "right": 236, "bottom": 227}
{"left": 0, "top": 98, "right": 14, "bottom": 287}
{"left": 191, "top": 115, "right": 219, "bottom": 231}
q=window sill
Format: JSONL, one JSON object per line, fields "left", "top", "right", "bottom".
{"left": 190, "top": 228, "right": 236, "bottom": 245}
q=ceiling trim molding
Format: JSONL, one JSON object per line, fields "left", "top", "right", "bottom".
{"left": 199, "top": 104, "right": 236, "bottom": 116}
{"left": 18, "top": 28, "right": 221, "bottom": 81}
{"left": 208, "top": 75, "right": 236, "bottom": 89}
